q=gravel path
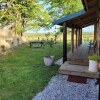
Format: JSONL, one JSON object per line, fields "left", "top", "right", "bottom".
{"left": 33, "top": 74, "right": 99, "bottom": 100}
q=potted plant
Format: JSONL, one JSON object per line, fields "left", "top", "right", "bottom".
{"left": 44, "top": 39, "right": 54, "bottom": 66}
{"left": 88, "top": 55, "right": 98, "bottom": 72}
{"left": 44, "top": 55, "right": 54, "bottom": 66}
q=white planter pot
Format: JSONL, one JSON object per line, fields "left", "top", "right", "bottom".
{"left": 89, "top": 60, "right": 98, "bottom": 72}
{"left": 44, "top": 56, "right": 54, "bottom": 66}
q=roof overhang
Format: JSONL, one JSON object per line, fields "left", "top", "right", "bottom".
{"left": 54, "top": 10, "right": 86, "bottom": 26}
{"left": 54, "top": 0, "right": 98, "bottom": 28}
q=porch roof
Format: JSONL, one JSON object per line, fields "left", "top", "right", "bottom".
{"left": 82, "top": 0, "right": 98, "bottom": 11}
{"left": 54, "top": 0, "right": 98, "bottom": 28}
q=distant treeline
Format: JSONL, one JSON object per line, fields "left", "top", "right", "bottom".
{"left": 25, "top": 31, "right": 94, "bottom": 42}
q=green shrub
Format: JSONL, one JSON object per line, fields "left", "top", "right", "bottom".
{"left": 89, "top": 55, "right": 100, "bottom": 62}
{"left": 88, "top": 55, "right": 98, "bottom": 61}
{"left": 47, "top": 39, "right": 54, "bottom": 48}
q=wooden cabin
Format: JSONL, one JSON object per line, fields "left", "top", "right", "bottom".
{"left": 54, "top": 0, "right": 100, "bottom": 99}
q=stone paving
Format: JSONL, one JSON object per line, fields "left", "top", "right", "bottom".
{"left": 33, "top": 74, "right": 98, "bottom": 100}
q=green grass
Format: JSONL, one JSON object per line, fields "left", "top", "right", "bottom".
{"left": 0, "top": 43, "right": 70, "bottom": 100}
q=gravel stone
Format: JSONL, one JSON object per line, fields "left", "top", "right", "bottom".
{"left": 33, "top": 74, "right": 99, "bottom": 100}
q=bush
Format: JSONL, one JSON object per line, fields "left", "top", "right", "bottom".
{"left": 88, "top": 55, "right": 100, "bottom": 61}
{"left": 47, "top": 39, "right": 54, "bottom": 48}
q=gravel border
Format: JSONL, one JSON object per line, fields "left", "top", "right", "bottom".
{"left": 33, "top": 74, "right": 99, "bottom": 100}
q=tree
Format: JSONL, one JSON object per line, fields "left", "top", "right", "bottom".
{"left": 0, "top": 0, "right": 52, "bottom": 35}
{"left": 0, "top": 0, "right": 83, "bottom": 34}
{"left": 41, "top": 0, "right": 83, "bottom": 21}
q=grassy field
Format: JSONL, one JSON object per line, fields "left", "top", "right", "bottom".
{"left": 0, "top": 31, "right": 94, "bottom": 100}
{"left": 26, "top": 32, "right": 94, "bottom": 43}
{"left": 0, "top": 42, "right": 70, "bottom": 100}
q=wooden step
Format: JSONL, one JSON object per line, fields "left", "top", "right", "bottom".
{"left": 67, "top": 75, "right": 87, "bottom": 84}
{"left": 59, "top": 61, "right": 100, "bottom": 79}
{"left": 69, "top": 60, "right": 89, "bottom": 66}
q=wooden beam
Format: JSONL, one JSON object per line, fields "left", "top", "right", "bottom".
{"left": 97, "top": 0, "right": 100, "bottom": 9}
{"left": 75, "top": 15, "right": 97, "bottom": 26}
{"left": 97, "top": 1, "right": 100, "bottom": 55}
{"left": 84, "top": 0, "right": 89, "bottom": 10}
{"left": 95, "top": 1, "right": 100, "bottom": 56}
{"left": 63, "top": 22, "right": 67, "bottom": 63}
{"left": 76, "top": 29, "right": 78, "bottom": 48}
{"left": 94, "top": 23, "right": 97, "bottom": 41}
{"left": 78, "top": 28, "right": 81, "bottom": 46}
{"left": 80, "top": 28, "right": 82, "bottom": 44}
{"left": 77, "top": 29, "right": 79, "bottom": 46}
{"left": 71, "top": 27, "right": 74, "bottom": 52}
{"left": 81, "top": 21, "right": 97, "bottom": 28}
{"left": 87, "top": 0, "right": 97, "bottom": 9}
{"left": 77, "top": 17, "right": 85, "bottom": 26}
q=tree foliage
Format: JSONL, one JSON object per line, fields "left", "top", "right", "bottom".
{"left": 41, "top": 0, "right": 83, "bottom": 21}
{"left": 0, "top": 0, "right": 83, "bottom": 35}
{"left": 0, "top": 0, "right": 51, "bottom": 35}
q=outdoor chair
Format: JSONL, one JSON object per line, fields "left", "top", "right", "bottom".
{"left": 88, "top": 41, "right": 97, "bottom": 53}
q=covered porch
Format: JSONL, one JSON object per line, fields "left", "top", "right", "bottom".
{"left": 55, "top": 43, "right": 100, "bottom": 78}
{"left": 55, "top": 43, "right": 89, "bottom": 65}
{"left": 54, "top": 0, "right": 100, "bottom": 79}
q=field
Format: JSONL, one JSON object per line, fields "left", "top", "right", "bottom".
{"left": 0, "top": 31, "right": 94, "bottom": 100}
{"left": 26, "top": 32, "right": 94, "bottom": 43}
{"left": 0, "top": 42, "right": 71, "bottom": 100}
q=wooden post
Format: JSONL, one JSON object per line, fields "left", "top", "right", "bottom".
{"left": 76, "top": 29, "right": 78, "bottom": 48}
{"left": 78, "top": 28, "right": 80, "bottom": 46}
{"left": 94, "top": 23, "right": 97, "bottom": 41}
{"left": 97, "top": 1, "right": 100, "bottom": 99}
{"left": 96, "top": 1, "right": 100, "bottom": 55}
{"left": 63, "top": 22, "right": 67, "bottom": 63}
{"left": 71, "top": 27, "right": 74, "bottom": 52}
{"left": 80, "top": 28, "right": 82, "bottom": 45}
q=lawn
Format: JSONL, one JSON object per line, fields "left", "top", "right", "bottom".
{"left": 0, "top": 42, "right": 70, "bottom": 100}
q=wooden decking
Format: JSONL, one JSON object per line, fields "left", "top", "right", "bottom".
{"left": 58, "top": 43, "right": 100, "bottom": 79}
{"left": 55, "top": 43, "right": 89, "bottom": 66}
{"left": 59, "top": 61, "right": 100, "bottom": 78}
{"left": 67, "top": 43, "right": 89, "bottom": 60}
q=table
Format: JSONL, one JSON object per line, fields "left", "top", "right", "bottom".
{"left": 29, "top": 41, "right": 45, "bottom": 48}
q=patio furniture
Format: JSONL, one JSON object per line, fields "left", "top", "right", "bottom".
{"left": 88, "top": 41, "right": 97, "bottom": 53}
{"left": 29, "top": 41, "right": 45, "bottom": 48}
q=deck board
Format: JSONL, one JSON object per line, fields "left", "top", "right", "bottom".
{"left": 55, "top": 43, "right": 90, "bottom": 66}
{"left": 59, "top": 61, "right": 100, "bottom": 78}
{"left": 67, "top": 43, "right": 89, "bottom": 60}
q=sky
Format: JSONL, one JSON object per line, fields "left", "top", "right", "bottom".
{"left": 25, "top": 25, "right": 94, "bottom": 34}
{"left": 83, "top": 25, "right": 94, "bottom": 32}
